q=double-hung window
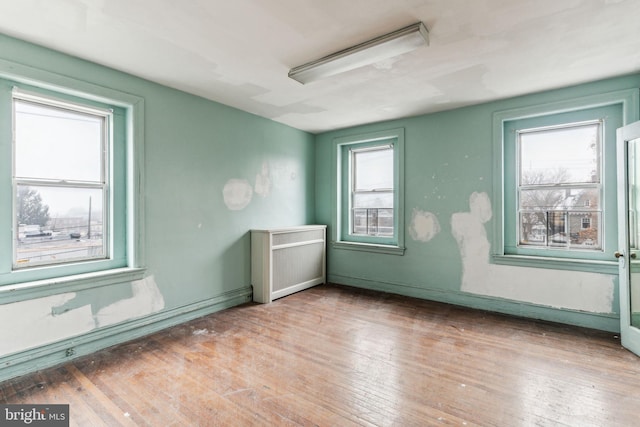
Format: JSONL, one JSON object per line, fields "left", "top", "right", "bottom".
{"left": 13, "top": 91, "right": 112, "bottom": 268}
{"left": 516, "top": 121, "right": 602, "bottom": 250}
{"left": 351, "top": 145, "right": 394, "bottom": 237}
{"left": 0, "top": 64, "right": 144, "bottom": 291}
{"left": 333, "top": 128, "right": 405, "bottom": 255}
{"left": 493, "top": 90, "right": 638, "bottom": 271}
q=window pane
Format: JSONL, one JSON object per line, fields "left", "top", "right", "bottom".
{"left": 354, "top": 148, "right": 393, "bottom": 191}
{"left": 569, "top": 211, "right": 601, "bottom": 248}
{"left": 15, "top": 185, "right": 105, "bottom": 267}
{"left": 352, "top": 191, "right": 394, "bottom": 235}
{"left": 519, "top": 211, "right": 548, "bottom": 247}
{"left": 14, "top": 100, "right": 104, "bottom": 182}
{"left": 547, "top": 211, "right": 568, "bottom": 248}
{"left": 519, "top": 210, "right": 601, "bottom": 249}
{"left": 353, "top": 208, "right": 394, "bottom": 236}
{"left": 519, "top": 123, "right": 600, "bottom": 185}
{"left": 519, "top": 211, "right": 570, "bottom": 248}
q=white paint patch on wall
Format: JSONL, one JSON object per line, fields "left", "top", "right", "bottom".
{"left": 409, "top": 208, "right": 440, "bottom": 242}
{"left": 0, "top": 293, "right": 94, "bottom": 356}
{"left": 451, "top": 192, "right": 615, "bottom": 313}
{"left": 95, "top": 275, "right": 165, "bottom": 327}
{"left": 254, "top": 161, "right": 271, "bottom": 197}
{"left": 223, "top": 178, "right": 253, "bottom": 210}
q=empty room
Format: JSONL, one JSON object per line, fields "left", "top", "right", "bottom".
{"left": 1, "top": 1, "right": 640, "bottom": 425}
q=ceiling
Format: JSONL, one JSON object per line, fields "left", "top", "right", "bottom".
{"left": 0, "top": 0, "right": 639, "bottom": 134}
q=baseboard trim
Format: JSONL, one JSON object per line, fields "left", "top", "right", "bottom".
{"left": 0, "top": 286, "right": 252, "bottom": 383}
{"left": 329, "top": 274, "right": 620, "bottom": 333}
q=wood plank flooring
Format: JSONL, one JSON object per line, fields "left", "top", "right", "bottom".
{"left": 2, "top": 284, "right": 639, "bottom": 426}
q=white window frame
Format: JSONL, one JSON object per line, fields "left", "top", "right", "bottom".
{"left": 0, "top": 58, "right": 145, "bottom": 302}
{"left": 492, "top": 89, "right": 638, "bottom": 273}
{"left": 332, "top": 128, "right": 405, "bottom": 255}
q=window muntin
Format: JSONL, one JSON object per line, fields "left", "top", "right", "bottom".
{"left": 516, "top": 121, "right": 602, "bottom": 250}
{"left": 12, "top": 93, "right": 111, "bottom": 269}
{"left": 350, "top": 145, "right": 394, "bottom": 237}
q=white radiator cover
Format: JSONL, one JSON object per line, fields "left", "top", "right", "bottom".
{"left": 251, "top": 225, "right": 326, "bottom": 303}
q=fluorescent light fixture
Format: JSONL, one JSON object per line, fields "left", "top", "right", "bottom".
{"left": 288, "top": 22, "right": 429, "bottom": 84}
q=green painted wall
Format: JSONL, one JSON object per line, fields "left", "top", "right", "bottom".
{"left": 315, "top": 74, "right": 640, "bottom": 332}
{"left": 1, "top": 29, "right": 639, "bottom": 381}
{"left": 0, "top": 33, "right": 314, "bottom": 378}
{"left": 143, "top": 91, "right": 315, "bottom": 305}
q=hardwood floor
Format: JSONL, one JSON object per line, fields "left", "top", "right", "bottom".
{"left": 2, "top": 284, "right": 639, "bottom": 426}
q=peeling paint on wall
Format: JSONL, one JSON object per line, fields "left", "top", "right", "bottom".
{"left": 0, "top": 275, "right": 166, "bottom": 357}
{"left": 0, "top": 294, "right": 94, "bottom": 356}
{"left": 451, "top": 192, "right": 615, "bottom": 313}
{"left": 95, "top": 275, "right": 165, "bottom": 327}
{"left": 254, "top": 161, "right": 271, "bottom": 197}
{"left": 409, "top": 208, "right": 440, "bottom": 242}
{"left": 223, "top": 178, "right": 253, "bottom": 210}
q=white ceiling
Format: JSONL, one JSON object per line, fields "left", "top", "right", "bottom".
{"left": 0, "top": 0, "right": 639, "bottom": 133}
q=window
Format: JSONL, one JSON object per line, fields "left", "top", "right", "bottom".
{"left": 493, "top": 89, "right": 638, "bottom": 271}
{"left": 332, "top": 128, "right": 405, "bottom": 255}
{"left": 516, "top": 121, "right": 602, "bottom": 250}
{"left": 13, "top": 92, "right": 111, "bottom": 268}
{"left": 0, "top": 62, "right": 144, "bottom": 291}
{"left": 351, "top": 145, "right": 394, "bottom": 237}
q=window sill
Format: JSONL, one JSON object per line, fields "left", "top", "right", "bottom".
{"left": 492, "top": 254, "right": 618, "bottom": 274}
{"left": 0, "top": 267, "right": 146, "bottom": 304}
{"left": 332, "top": 241, "right": 405, "bottom": 256}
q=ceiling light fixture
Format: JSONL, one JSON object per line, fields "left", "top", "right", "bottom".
{"left": 288, "top": 22, "right": 429, "bottom": 84}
